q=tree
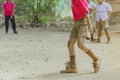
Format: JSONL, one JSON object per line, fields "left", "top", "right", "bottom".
{"left": 14, "top": 0, "right": 60, "bottom": 23}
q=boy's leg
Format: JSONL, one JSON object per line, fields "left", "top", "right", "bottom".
{"left": 97, "top": 29, "right": 102, "bottom": 42}
{"left": 5, "top": 15, "right": 10, "bottom": 34}
{"left": 86, "top": 29, "right": 90, "bottom": 40}
{"left": 78, "top": 38, "right": 101, "bottom": 73}
{"left": 103, "top": 20, "right": 111, "bottom": 43}
{"left": 90, "top": 18, "right": 96, "bottom": 41}
{"left": 91, "top": 33, "right": 94, "bottom": 41}
{"left": 68, "top": 38, "right": 77, "bottom": 68}
{"left": 78, "top": 38, "right": 97, "bottom": 61}
{"left": 11, "top": 16, "right": 18, "bottom": 34}
{"left": 104, "top": 29, "right": 111, "bottom": 43}
{"left": 61, "top": 25, "right": 78, "bottom": 73}
{"left": 90, "top": 26, "right": 97, "bottom": 41}
{"left": 61, "top": 38, "right": 77, "bottom": 73}
{"left": 78, "top": 23, "right": 100, "bottom": 73}
{"left": 94, "top": 21, "right": 102, "bottom": 43}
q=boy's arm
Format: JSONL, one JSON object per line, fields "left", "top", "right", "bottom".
{"left": 85, "top": 14, "right": 93, "bottom": 33}
{"left": 11, "top": 2, "right": 16, "bottom": 19}
{"left": 107, "top": 3, "right": 112, "bottom": 20}
{"left": 108, "top": 11, "right": 112, "bottom": 20}
{"left": 12, "top": 8, "right": 16, "bottom": 16}
{"left": 11, "top": 8, "right": 16, "bottom": 19}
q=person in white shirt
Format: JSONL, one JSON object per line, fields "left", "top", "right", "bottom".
{"left": 86, "top": 0, "right": 96, "bottom": 41}
{"left": 94, "top": 0, "right": 112, "bottom": 44}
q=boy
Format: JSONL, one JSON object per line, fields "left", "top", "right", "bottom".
{"left": 2, "top": 0, "right": 18, "bottom": 34}
{"left": 94, "top": 0, "right": 112, "bottom": 43}
{"left": 61, "top": 0, "right": 101, "bottom": 73}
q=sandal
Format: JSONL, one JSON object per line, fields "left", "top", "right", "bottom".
{"left": 106, "top": 38, "right": 111, "bottom": 44}
{"left": 61, "top": 61, "right": 77, "bottom": 73}
{"left": 91, "top": 38, "right": 97, "bottom": 42}
{"left": 61, "top": 68, "right": 77, "bottom": 73}
{"left": 93, "top": 39, "right": 101, "bottom": 43}
{"left": 93, "top": 57, "right": 101, "bottom": 73}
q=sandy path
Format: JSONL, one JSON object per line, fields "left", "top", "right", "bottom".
{"left": 0, "top": 29, "right": 120, "bottom": 80}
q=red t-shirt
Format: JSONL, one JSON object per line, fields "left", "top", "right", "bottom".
{"left": 71, "top": 0, "right": 88, "bottom": 22}
{"left": 2, "top": 1, "right": 16, "bottom": 16}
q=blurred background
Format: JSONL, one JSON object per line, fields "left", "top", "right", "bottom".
{"left": 0, "top": 0, "right": 120, "bottom": 32}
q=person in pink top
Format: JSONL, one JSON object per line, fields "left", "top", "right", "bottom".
{"left": 61, "top": 0, "right": 101, "bottom": 73}
{"left": 2, "top": 0, "right": 18, "bottom": 34}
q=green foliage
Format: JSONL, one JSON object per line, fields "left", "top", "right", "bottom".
{"left": 38, "top": 15, "right": 55, "bottom": 23}
{"left": 14, "top": 0, "right": 60, "bottom": 23}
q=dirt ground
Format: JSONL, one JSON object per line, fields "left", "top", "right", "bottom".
{"left": 0, "top": 26, "right": 120, "bottom": 80}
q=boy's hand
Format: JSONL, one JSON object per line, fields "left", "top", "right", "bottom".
{"left": 107, "top": 17, "right": 111, "bottom": 21}
{"left": 10, "top": 16, "right": 13, "bottom": 19}
{"left": 85, "top": 14, "right": 93, "bottom": 33}
{"left": 88, "top": 25, "right": 93, "bottom": 34}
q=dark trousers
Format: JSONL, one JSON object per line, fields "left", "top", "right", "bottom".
{"left": 5, "top": 15, "right": 17, "bottom": 33}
